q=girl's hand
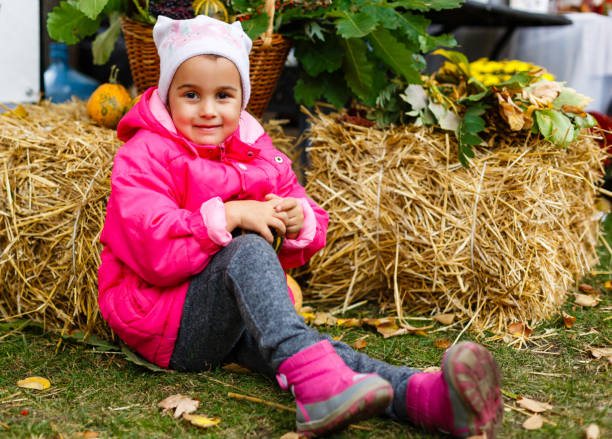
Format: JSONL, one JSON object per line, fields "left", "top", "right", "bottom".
{"left": 265, "top": 194, "right": 304, "bottom": 239}
{"left": 224, "top": 199, "right": 287, "bottom": 244}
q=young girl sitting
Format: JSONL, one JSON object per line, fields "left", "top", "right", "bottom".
{"left": 98, "top": 14, "right": 503, "bottom": 438}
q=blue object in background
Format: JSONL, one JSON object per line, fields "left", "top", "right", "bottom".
{"left": 44, "top": 43, "right": 99, "bottom": 103}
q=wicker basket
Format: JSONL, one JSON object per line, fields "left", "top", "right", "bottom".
{"left": 120, "top": 0, "right": 291, "bottom": 119}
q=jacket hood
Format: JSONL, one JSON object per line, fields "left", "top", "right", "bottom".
{"left": 117, "top": 87, "right": 262, "bottom": 160}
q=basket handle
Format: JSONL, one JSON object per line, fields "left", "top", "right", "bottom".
{"left": 261, "top": 0, "right": 275, "bottom": 47}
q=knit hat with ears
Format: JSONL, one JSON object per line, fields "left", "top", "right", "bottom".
{"left": 153, "top": 15, "right": 253, "bottom": 109}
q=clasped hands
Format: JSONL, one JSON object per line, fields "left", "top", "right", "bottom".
{"left": 224, "top": 194, "right": 304, "bottom": 244}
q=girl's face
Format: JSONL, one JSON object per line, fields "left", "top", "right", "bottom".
{"left": 167, "top": 55, "right": 242, "bottom": 146}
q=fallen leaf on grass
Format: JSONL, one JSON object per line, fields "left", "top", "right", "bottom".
{"left": 466, "top": 435, "right": 487, "bottom": 439}
{"left": 313, "top": 312, "right": 337, "bottom": 326}
{"left": 574, "top": 293, "right": 600, "bottom": 307}
{"left": 74, "top": 431, "right": 99, "bottom": 438}
{"left": 432, "top": 313, "right": 455, "bottom": 325}
{"left": 222, "top": 363, "right": 252, "bottom": 374}
{"left": 562, "top": 311, "right": 576, "bottom": 329}
{"left": 434, "top": 339, "right": 451, "bottom": 350}
{"left": 336, "top": 318, "right": 361, "bottom": 327}
{"left": 298, "top": 312, "right": 315, "bottom": 324}
{"left": 508, "top": 322, "right": 532, "bottom": 338}
{"left": 351, "top": 337, "right": 367, "bottom": 350}
{"left": 422, "top": 366, "right": 441, "bottom": 373}
{"left": 517, "top": 397, "right": 553, "bottom": 413}
{"left": 280, "top": 433, "right": 306, "bottom": 439}
{"left": 604, "top": 280, "right": 612, "bottom": 290}
{"left": 585, "top": 423, "right": 601, "bottom": 439}
{"left": 17, "top": 376, "right": 50, "bottom": 390}
{"left": 522, "top": 414, "right": 544, "bottom": 430}
{"left": 590, "top": 347, "right": 612, "bottom": 364}
{"left": 579, "top": 283, "right": 598, "bottom": 294}
{"left": 158, "top": 394, "right": 199, "bottom": 418}
{"left": 182, "top": 413, "right": 219, "bottom": 428}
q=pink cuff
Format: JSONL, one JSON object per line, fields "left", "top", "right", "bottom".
{"left": 200, "top": 197, "right": 232, "bottom": 246}
{"left": 282, "top": 198, "right": 316, "bottom": 250}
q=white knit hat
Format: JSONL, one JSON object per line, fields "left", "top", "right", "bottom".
{"left": 153, "top": 15, "right": 252, "bottom": 108}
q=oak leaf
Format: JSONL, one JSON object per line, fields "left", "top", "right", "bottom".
{"left": 508, "top": 322, "right": 532, "bottom": 338}
{"left": 562, "top": 311, "right": 576, "bottom": 329}
{"left": 574, "top": 294, "right": 600, "bottom": 307}
{"left": 432, "top": 313, "right": 455, "bottom": 325}
{"left": 158, "top": 394, "right": 199, "bottom": 418}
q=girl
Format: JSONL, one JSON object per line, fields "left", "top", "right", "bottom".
{"left": 98, "top": 15, "right": 503, "bottom": 438}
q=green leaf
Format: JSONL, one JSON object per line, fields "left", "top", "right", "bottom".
{"left": 92, "top": 11, "right": 121, "bottom": 65}
{"left": 392, "top": 10, "right": 429, "bottom": 42}
{"left": 497, "top": 71, "right": 532, "bottom": 89}
{"left": 62, "top": 330, "right": 120, "bottom": 351}
{"left": 362, "top": 4, "right": 400, "bottom": 29}
{"left": 462, "top": 104, "right": 487, "bottom": 133}
{"left": 458, "top": 89, "right": 490, "bottom": 103}
{"left": 535, "top": 109, "right": 574, "bottom": 147}
{"left": 433, "top": 49, "right": 470, "bottom": 76}
{"left": 391, "top": 0, "right": 464, "bottom": 12}
{"left": 419, "top": 32, "right": 457, "bottom": 53}
{"left": 294, "top": 76, "right": 324, "bottom": 107}
{"left": 552, "top": 87, "right": 594, "bottom": 110}
{"left": 241, "top": 12, "right": 269, "bottom": 40}
{"left": 305, "top": 22, "right": 325, "bottom": 41}
{"left": 47, "top": 2, "right": 101, "bottom": 44}
{"left": 456, "top": 102, "right": 487, "bottom": 167}
{"left": 573, "top": 113, "right": 597, "bottom": 129}
{"left": 77, "top": 0, "right": 109, "bottom": 19}
{"left": 341, "top": 38, "right": 374, "bottom": 102}
{"left": 368, "top": 28, "right": 422, "bottom": 84}
{"left": 322, "top": 73, "right": 351, "bottom": 109}
{"left": 295, "top": 37, "right": 343, "bottom": 77}
{"left": 121, "top": 344, "right": 169, "bottom": 372}
{"left": 336, "top": 11, "right": 378, "bottom": 38}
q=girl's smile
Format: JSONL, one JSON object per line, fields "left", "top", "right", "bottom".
{"left": 167, "top": 55, "right": 242, "bottom": 146}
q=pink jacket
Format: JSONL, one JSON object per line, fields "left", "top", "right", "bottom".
{"left": 98, "top": 87, "right": 328, "bottom": 368}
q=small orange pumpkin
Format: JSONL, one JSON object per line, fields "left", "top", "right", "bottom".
{"left": 86, "top": 66, "right": 132, "bottom": 129}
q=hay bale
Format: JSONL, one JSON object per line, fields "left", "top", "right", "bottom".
{"left": 0, "top": 101, "right": 297, "bottom": 336}
{"left": 300, "top": 109, "right": 605, "bottom": 332}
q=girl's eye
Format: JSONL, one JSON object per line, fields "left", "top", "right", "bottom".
{"left": 184, "top": 91, "right": 198, "bottom": 99}
{"left": 217, "top": 92, "right": 230, "bottom": 99}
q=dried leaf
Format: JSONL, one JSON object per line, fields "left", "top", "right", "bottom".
{"left": 299, "top": 312, "right": 315, "bottom": 324}
{"left": 182, "top": 413, "right": 220, "bottom": 429}
{"left": 313, "top": 312, "right": 337, "bottom": 326}
{"left": 280, "top": 433, "right": 306, "bottom": 439}
{"left": 562, "top": 311, "right": 576, "bottom": 329}
{"left": 591, "top": 347, "right": 612, "bottom": 359}
{"left": 361, "top": 317, "right": 395, "bottom": 327}
{"left": 508, "top": 322, "right": 532, "bottom": 338}
{"left": 376, "top": 322, "right": 404, "bottom": 338}
{"left": 336, "top": 318, "right": 361, "bottom": 327}
{"left": 604, "top": 280, "right": 612, "bottom": 290}
{"left": 74, "top": 431, "right": 99, "bottom": 438}
{"left": 434, "top": 339, "right": 451, "bottom": 350}
{"left": 432, "top": 313, "right": 455, "bottom": 325}
{"left": 585, "top": 423, "right": 601, "bottom": 439}
{"left": 497, "top": 93, "right": 525, "bottom": 131}
{"left": 574, "top": 294, "right": 600, "bottom": 307}
{"left": 522, "top": 414, "right": 544, "bottom": 430}
{"left": 17, "top": 376, "right": 51, "bottom": 390}
{"left": 158, "top": 394, "right": 200, "bottom": 418}
{"left": 222, "top": 363, "right": 252, "bottom": 374}
{"left": 517, "top": 397, "right": 553, "bottom": 413}
{"left": 351, "top": 337, "right": 367, "bottom": 350}
{"left": 422, "top": 366, "right": 441, "bottom": 373}
{"left": 579, "top": 283, "right": 598, "bottom": 294}
{"left": 299, "top": 306, "right": 313, "bottom": 313}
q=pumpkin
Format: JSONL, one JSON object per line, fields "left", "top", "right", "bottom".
{"left": 192, "top": 0, "right": 229, "bottom": 22}
{"left": 86, "top": 66, "right": 132, "bottom": 129}
{"left": 286, "top": 274, "right": 303, "bottom": 312}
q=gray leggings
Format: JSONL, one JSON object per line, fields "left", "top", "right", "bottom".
{"left": 169, "top": 234, "right": 417, "bottom": 419}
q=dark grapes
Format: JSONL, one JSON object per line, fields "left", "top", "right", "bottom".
{"left": 149, "top": 0, "right": 195, "bottom": 19}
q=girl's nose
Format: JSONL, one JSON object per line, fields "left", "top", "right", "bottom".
{"left": 199, "top": 98, "right": 216, "bottom": 118}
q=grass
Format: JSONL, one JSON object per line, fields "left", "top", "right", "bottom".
{"left": 0, "top": 288, "right": 610, "bottom": 439}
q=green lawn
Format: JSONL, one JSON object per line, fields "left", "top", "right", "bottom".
{"left": 0, "top": 285, "right": 609, "bottom": 439}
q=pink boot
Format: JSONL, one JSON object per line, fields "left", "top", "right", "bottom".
{"left": 405, "top": 342, "right": 503, "bottom": 438}
{"left": 276, "top": 340, "right": 393, "bottom": 437}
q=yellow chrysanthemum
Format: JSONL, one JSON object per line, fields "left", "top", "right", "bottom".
{"left": 541, "top": 73, "right": 556, "bottom": 81}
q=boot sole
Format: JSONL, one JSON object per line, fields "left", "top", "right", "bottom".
{"left": 443, "top": 342, "right": 503, "bottom": 438}
{"left": 297, "top": 378, "right": 393, "bottom": 437}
